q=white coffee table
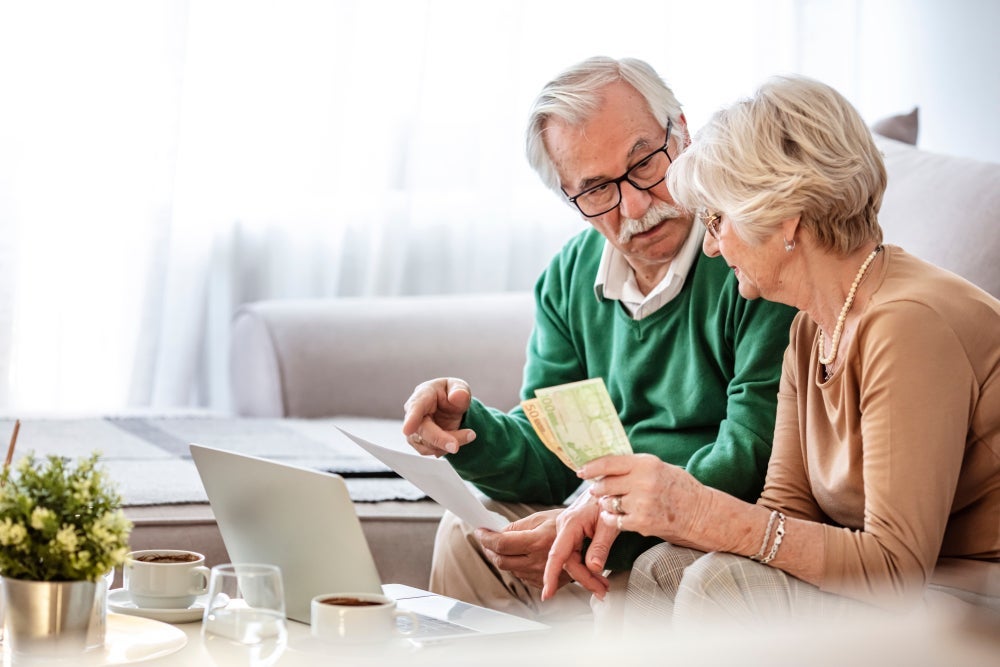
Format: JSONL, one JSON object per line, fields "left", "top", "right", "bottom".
{"left": 51, "top": 599, "right": 1000, "bottom": 667}
{"left": 110, "top": 613, "right": 561, "bottom": 667}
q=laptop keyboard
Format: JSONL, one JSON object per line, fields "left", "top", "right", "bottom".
{"left": 397, "top": 613, "right": 474, "bottom": 638}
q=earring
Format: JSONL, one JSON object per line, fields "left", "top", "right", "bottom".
{"left": 784, "top": 238, "right": 795, "bottom": 252}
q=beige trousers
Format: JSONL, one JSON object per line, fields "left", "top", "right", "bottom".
{"left": 428, "top": 500, "right": 627, "bottom": 628}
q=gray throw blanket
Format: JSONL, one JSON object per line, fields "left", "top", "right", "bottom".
{"left": 1, "top": 416, "right": 426, "bottom": 505}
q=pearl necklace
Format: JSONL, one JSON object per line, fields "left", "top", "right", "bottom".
{"left": 818, "top": 245, "right": 882, "bottom": 367}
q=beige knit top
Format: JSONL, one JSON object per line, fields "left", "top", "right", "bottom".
{"left": 760, "top": 245, "right": 1000, "bottom": 608}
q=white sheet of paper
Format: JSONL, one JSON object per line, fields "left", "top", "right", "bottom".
{"left": 337, "top": 427, "right": 508, "bottom": 531}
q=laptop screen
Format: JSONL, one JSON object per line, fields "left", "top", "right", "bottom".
{"left": 191, "top": 444, "right": 383, "bottom": 622}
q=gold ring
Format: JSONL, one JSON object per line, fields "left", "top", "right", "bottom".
{"left": 612, "top": 495, "right": 624, "bottom": 515}
{"left": 616, "top": 515, "right": 624, "bottom": 532}
{"left": 410, "top": 433, "right": 424, "bottom": 445}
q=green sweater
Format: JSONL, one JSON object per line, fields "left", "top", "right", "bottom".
{"left": 448, "top": 228, "right": 797, "bottom": 569}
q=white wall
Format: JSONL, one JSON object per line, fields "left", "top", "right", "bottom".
{"left": 798, "top": 0, "right": 1000, "bottom": 163}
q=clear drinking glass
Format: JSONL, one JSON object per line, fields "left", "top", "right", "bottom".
{"left": 202, "top": 563, "right": 287, "bottom": 666}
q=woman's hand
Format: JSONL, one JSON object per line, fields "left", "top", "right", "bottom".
{"left": 582, "top": 453, "right": 707, "bottom": 547}
{"left": 543, "top": 453, "right": 713, "bottom": 601}
{"left": 540, "top": 492, "right": 613, "bottom": 600}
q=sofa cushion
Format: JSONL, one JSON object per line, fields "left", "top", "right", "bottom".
{"left": 876, "top": 136, "right": 1000, "bottom": 298}
{"left": 230, "top": 292, "right": 535, "bottom": 418}
{"left": 872, "top": 107, "right": 919, "bottom": 145}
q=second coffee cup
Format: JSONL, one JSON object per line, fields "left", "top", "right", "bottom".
{"left": 123, "top": 549, "right": 210, "bottom": 609}
{"left": 310, "top": 592, "right": 419, "bottom": 643}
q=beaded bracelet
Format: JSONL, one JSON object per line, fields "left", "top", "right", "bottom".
{"left": 759, "top": 512, "right": 786, "bottom": 565}
{"left": 751, "top": 510, "right": 778, "bottom": 562}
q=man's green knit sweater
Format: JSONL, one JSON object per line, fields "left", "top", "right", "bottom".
{"left": 448, "top": 228, "right": 797, "bottom": 569}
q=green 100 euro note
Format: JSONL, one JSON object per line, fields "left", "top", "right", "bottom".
{"left": 528, "top": 377, "right": 632, "bottom": 469}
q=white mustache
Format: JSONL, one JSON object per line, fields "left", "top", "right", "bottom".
{"left": 618, "top": 202, "right": 685, "bottom": 244}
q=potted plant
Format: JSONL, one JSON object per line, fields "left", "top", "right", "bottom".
{"left": 0, "top": 452, "right": 132, "bottom": 657}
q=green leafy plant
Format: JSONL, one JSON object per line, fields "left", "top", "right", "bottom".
{"left": 0, "top": 452, "right": 132, "bottom": 582}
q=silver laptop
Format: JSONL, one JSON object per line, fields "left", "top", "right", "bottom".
{"left": 190, "top": 443, "right": 548, "bottom": 641}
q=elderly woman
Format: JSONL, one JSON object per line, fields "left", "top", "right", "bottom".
{"left": 542, "top": 74, "right": 1000, "bottom": 623}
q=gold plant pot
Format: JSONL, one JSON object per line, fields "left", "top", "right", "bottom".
{"left": 1, "top": 576, "right": 107, "bottom": 657}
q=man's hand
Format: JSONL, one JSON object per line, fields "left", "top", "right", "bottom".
{"left": 475, "top": 509, "right": 570, "bottom": 590}
{"left": 402, "top": 377, "right": 476, "bottom": 456}
{"left": 542, "top": 493, "right": 614, "bottom": 601}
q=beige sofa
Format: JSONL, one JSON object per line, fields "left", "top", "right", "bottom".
{"left": 156, "top": 136, "right": 997, "bottom": 592}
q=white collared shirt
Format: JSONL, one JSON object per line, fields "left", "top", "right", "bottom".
{"left": 593, "top": 224, "right": 705, "bottom": 320}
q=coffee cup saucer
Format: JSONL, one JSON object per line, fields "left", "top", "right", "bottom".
{"left": 108, "top": 588, "right": 209, "bottom": 624}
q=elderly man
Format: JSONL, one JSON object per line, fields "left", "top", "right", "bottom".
{"left": 401, "top": 56, "right": 796, "bottom": 620}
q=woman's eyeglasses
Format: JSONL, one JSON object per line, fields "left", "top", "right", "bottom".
{"left": 701, "top": 212, "right": 722, "bottom": 239}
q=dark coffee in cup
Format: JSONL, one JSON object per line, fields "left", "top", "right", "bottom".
{"left": 135, "top": 552, "right": 199, "bottom": 564}
{"left": 320, "top": 596, "right": 383, "bottom": 607}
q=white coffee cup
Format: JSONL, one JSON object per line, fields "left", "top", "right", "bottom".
{"left": 123, "top": 549, "right": 210, "bottom": 609}
{"left": 310, "top": 593, "right": 419, "bottom": 643}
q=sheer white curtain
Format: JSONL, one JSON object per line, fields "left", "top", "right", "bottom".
{"left": 0, "top": 0, "right": 804, "bottom": 413}
{"left": 0, "top": 2, "right": 187, "bottom": 411}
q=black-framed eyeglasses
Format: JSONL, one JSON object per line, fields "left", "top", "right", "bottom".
{"left": 701, "top": 211, "right": 722, "bottom": 239}
{"left": 562, "top": 120, "right": 674, "bottom": 218}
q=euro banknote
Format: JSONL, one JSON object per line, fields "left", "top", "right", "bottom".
{"left": 522, "top": 377, "right": 631, "bottom": 469}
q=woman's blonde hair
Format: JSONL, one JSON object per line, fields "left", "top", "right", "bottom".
{"left": 668, "top": 74, "right": 884, "bottom": 254}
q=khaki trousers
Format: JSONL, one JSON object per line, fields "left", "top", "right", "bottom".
{"left": 428, "top": 500, "right": 627, "bottom": 629}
